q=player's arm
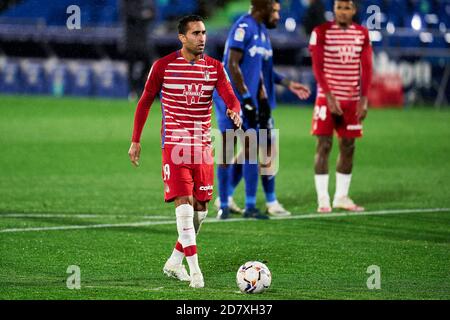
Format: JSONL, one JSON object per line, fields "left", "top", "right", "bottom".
{"left": 309, "top": 28, "right": 342, "bottom": 115}
{"left": 128, "top": 61, "right": 163, "bottom": 167}
{"left": 215, "top": 61, "right": 242, "bottom": 128}
{"left": 228, "top": 48, "right": 257, "bottom": 128}
{"left": 273, "top": 70, "right": 311, "bottom": 100}
{"left": 258, "top": 73, "right": 272, "bottom": 129}
{"left": 357, "top": 29, "right": 373, "bottom": 121}
{"left": 228, "top": 49, "right": 249, "bottom": 97}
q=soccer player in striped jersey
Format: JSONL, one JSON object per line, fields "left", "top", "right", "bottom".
{"left": 128, "top": 15, "right": 241, "bottom": 288}
{"left": 309, "top": 0, "right": 373, "bottom": 213}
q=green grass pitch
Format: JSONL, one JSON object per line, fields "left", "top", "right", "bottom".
{"left": 0, "top": 95, "right": 449, "bottom": 300}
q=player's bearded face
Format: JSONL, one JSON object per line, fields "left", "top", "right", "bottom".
{"left": 266, "top": 3, "right": 281, "bottom": 29}
{"left": 181, "top": 21, "right": 207, "bottom": 56}
{"left": 261, "top": 2, "right": 275, "bottom": 26}
{"left": 334, "top": 1, "right": 356, "bottom": 27}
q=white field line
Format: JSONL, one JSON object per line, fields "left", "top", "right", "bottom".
{"left": 0, "top": 213, "right": 169, "bottom": 220}
{"left": 0, "top": 208, "right": 449, "bottom": 234}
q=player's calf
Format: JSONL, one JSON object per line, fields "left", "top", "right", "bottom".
{"left": 194, "top": 210, "right": 208, "bottom": 234}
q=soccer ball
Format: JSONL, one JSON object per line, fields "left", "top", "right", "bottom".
{"left": 236, "top": 261, "right": 271, "bottom": 294}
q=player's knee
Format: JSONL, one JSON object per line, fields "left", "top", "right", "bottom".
{"left": 175, "top": 196, "right": 193, "bottom": 207}
{"left": 340, "top": 139, "right": 355, "bottom": 156}
{"left": 193, "top": 200, "right": 207, "bottom": 212}
{"left": 318, "top": 138, "right": 333, "bottom": 155}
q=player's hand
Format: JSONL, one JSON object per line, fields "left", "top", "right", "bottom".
{"left": 258, "top": 98, "right": 272, "bottom": 130}
{"left": 128, "top": 142, "right": 141, "bottom": 167}
{"left": 326, "top": 93, "right": 343, "bottom": 116}
{"left": 356, "top": 96, "right": 368, "bottom": 121}
{"left": 226, "top": 109, "right": 242, "bottom": 129}
{"left": 242, "top": 97, "right": 258, "bottom": 129}
{"left": 288, "top": 81, "right": 311, "bottom": 100}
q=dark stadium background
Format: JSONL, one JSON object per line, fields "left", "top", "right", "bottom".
{"left": 0, "top": 0, "right": 449, "bottom": 106}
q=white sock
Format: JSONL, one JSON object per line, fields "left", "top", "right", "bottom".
{"left": 266, "top": 200, "right": 278, "bottom": 206}
{"left": 167, "top": 247, "right": 184, "bottom": 266}
{"left": 314, "top": 174, "right": 330, "bottom": 201}
{"left": 335, "top": 172, "right": 352, "bottom": 199}
{"left": 186, "top": 254, "right": 201, "bottom": 275}
{"left": 176, "top": 204, "right": 196, "bottom": 247}
{"left": 175, "top": 204, "right": 201, "bottom": 275}
{"left": 227, "top": 196, "right": 233, "bottom": 205}
{"left": 194, "top": 210, "right": 208, "bottom": 235}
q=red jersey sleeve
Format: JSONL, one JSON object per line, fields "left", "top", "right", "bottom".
{"left": 309, "top": 26, "right": 331, "bottom": 94}
{"left": 360, "top": 28, "right": 373, "bottom": 97}
{"left": 131, "top": 59, "right": 164, "bottom": 143}
{"left": 215, "top": 61, "right": 241, "bottom": 114}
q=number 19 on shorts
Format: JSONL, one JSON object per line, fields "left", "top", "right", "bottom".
{"left": 163, "top": 164, "right": 170, "bottom": 181}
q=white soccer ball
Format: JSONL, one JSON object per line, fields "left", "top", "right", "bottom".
{"left": 236, "top": 261, "right": 272, "bottom": 294}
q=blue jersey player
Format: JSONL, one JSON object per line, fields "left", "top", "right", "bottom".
{"left": 215, "top": 0, "right": 310, "bottom": 218}
{"left": 213, "top": 0, "right": 274, "bottom": 220}
{"left": 257, "top": 0, "right": 310, "bottom": 215}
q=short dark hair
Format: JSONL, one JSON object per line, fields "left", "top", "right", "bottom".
{"left": 335, "top": 0, "right": 357, "bottom": 6}
{"left": 177, "top": 15, "right": 204, "bottom": 35}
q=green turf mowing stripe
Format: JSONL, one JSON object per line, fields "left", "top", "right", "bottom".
{"left": 1, "top": 207, "right": 448, "bottom": 233}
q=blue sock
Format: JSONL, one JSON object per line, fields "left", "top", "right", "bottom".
{"left": 243, "top": 161, "right": 258, "bottom": 210}
{"left": 262, "top": 175, "right": 276, "bottom": 203}
{"left": 217, "top": 166, "right": 230, "bottom": 209}
{"left": 229, "top": 163, "right": 243, "bottom": 196}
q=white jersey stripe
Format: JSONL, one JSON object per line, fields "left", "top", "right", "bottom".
{"left": 324, "top": 63, "right": 360, "bottom": 69}
{"left": 164, "top": 76, "right": 218, "bottom": 81}
{"left": 165, "top": 70, "right": 217, "bottom": 74}
{"left": 163, "top": 83, "right": 215, "bottom": 91}
{"left": 161, "top": 92, "right": 212, "bottom": 101}
{"left": 324, "top": 68, "right": 360, "bottom": 75}
{"left": 163, "top": 103, "right": 212, "bottom": 112}
{"left": 325, "top": 74, "right": 360, "bottom": 81}
{"left": 325, "top": 29, "right": 363, "bottom": 35}
{"left": 167, "top": 63, "right": 214, "bottom": 68}
{"left": 165, "top": 109, "right": 210, "bottom": 119}
{"left": 164, "top": 116, "right": 211, "bottom": 125}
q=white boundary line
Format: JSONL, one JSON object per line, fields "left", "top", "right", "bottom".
{"left": 0, "top": 208, "right": 449, "bottom": 234}
{"left": 0, "top": 213, "right": 169, "bottom": 219}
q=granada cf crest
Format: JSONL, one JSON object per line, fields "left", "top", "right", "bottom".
{"left": 338, "top": 46, "right": 356, "bottom": 64}
{"left": 203, "top": 70, "right": 210, "bottom": 81}
{"left": 183, "top": 83, "right": 204, "bottom": 105}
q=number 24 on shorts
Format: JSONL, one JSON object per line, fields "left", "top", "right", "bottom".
{"left": 314, "top": 105, "right": 327, "bottom": 121}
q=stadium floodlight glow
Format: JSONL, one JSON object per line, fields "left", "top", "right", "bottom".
{"left": 285, "top": 18, "right": 296, "bottom": 32}
{"left": 445, "top": 33, "right": 450, "bottom": 44}
{"left": 369, "top": 30, "right": 382, "bottom": 42}
{"left": 419, "top": 32, "right": 433, "bottom": 43}
{"left": 411, "top": 14, "right": 422, "bottom": 31}
{"left": 424, "top": 14, "right": 438, "bottom": 25}
{"left": 386, "top": 22, "right": 395, "bottom": 35}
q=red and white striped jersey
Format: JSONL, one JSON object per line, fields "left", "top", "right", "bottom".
{"left": 309, "top": 21, "right": 373, "bottom": 102}
{"left": 132, "top": 51, "right": 240, "bottom": 149}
